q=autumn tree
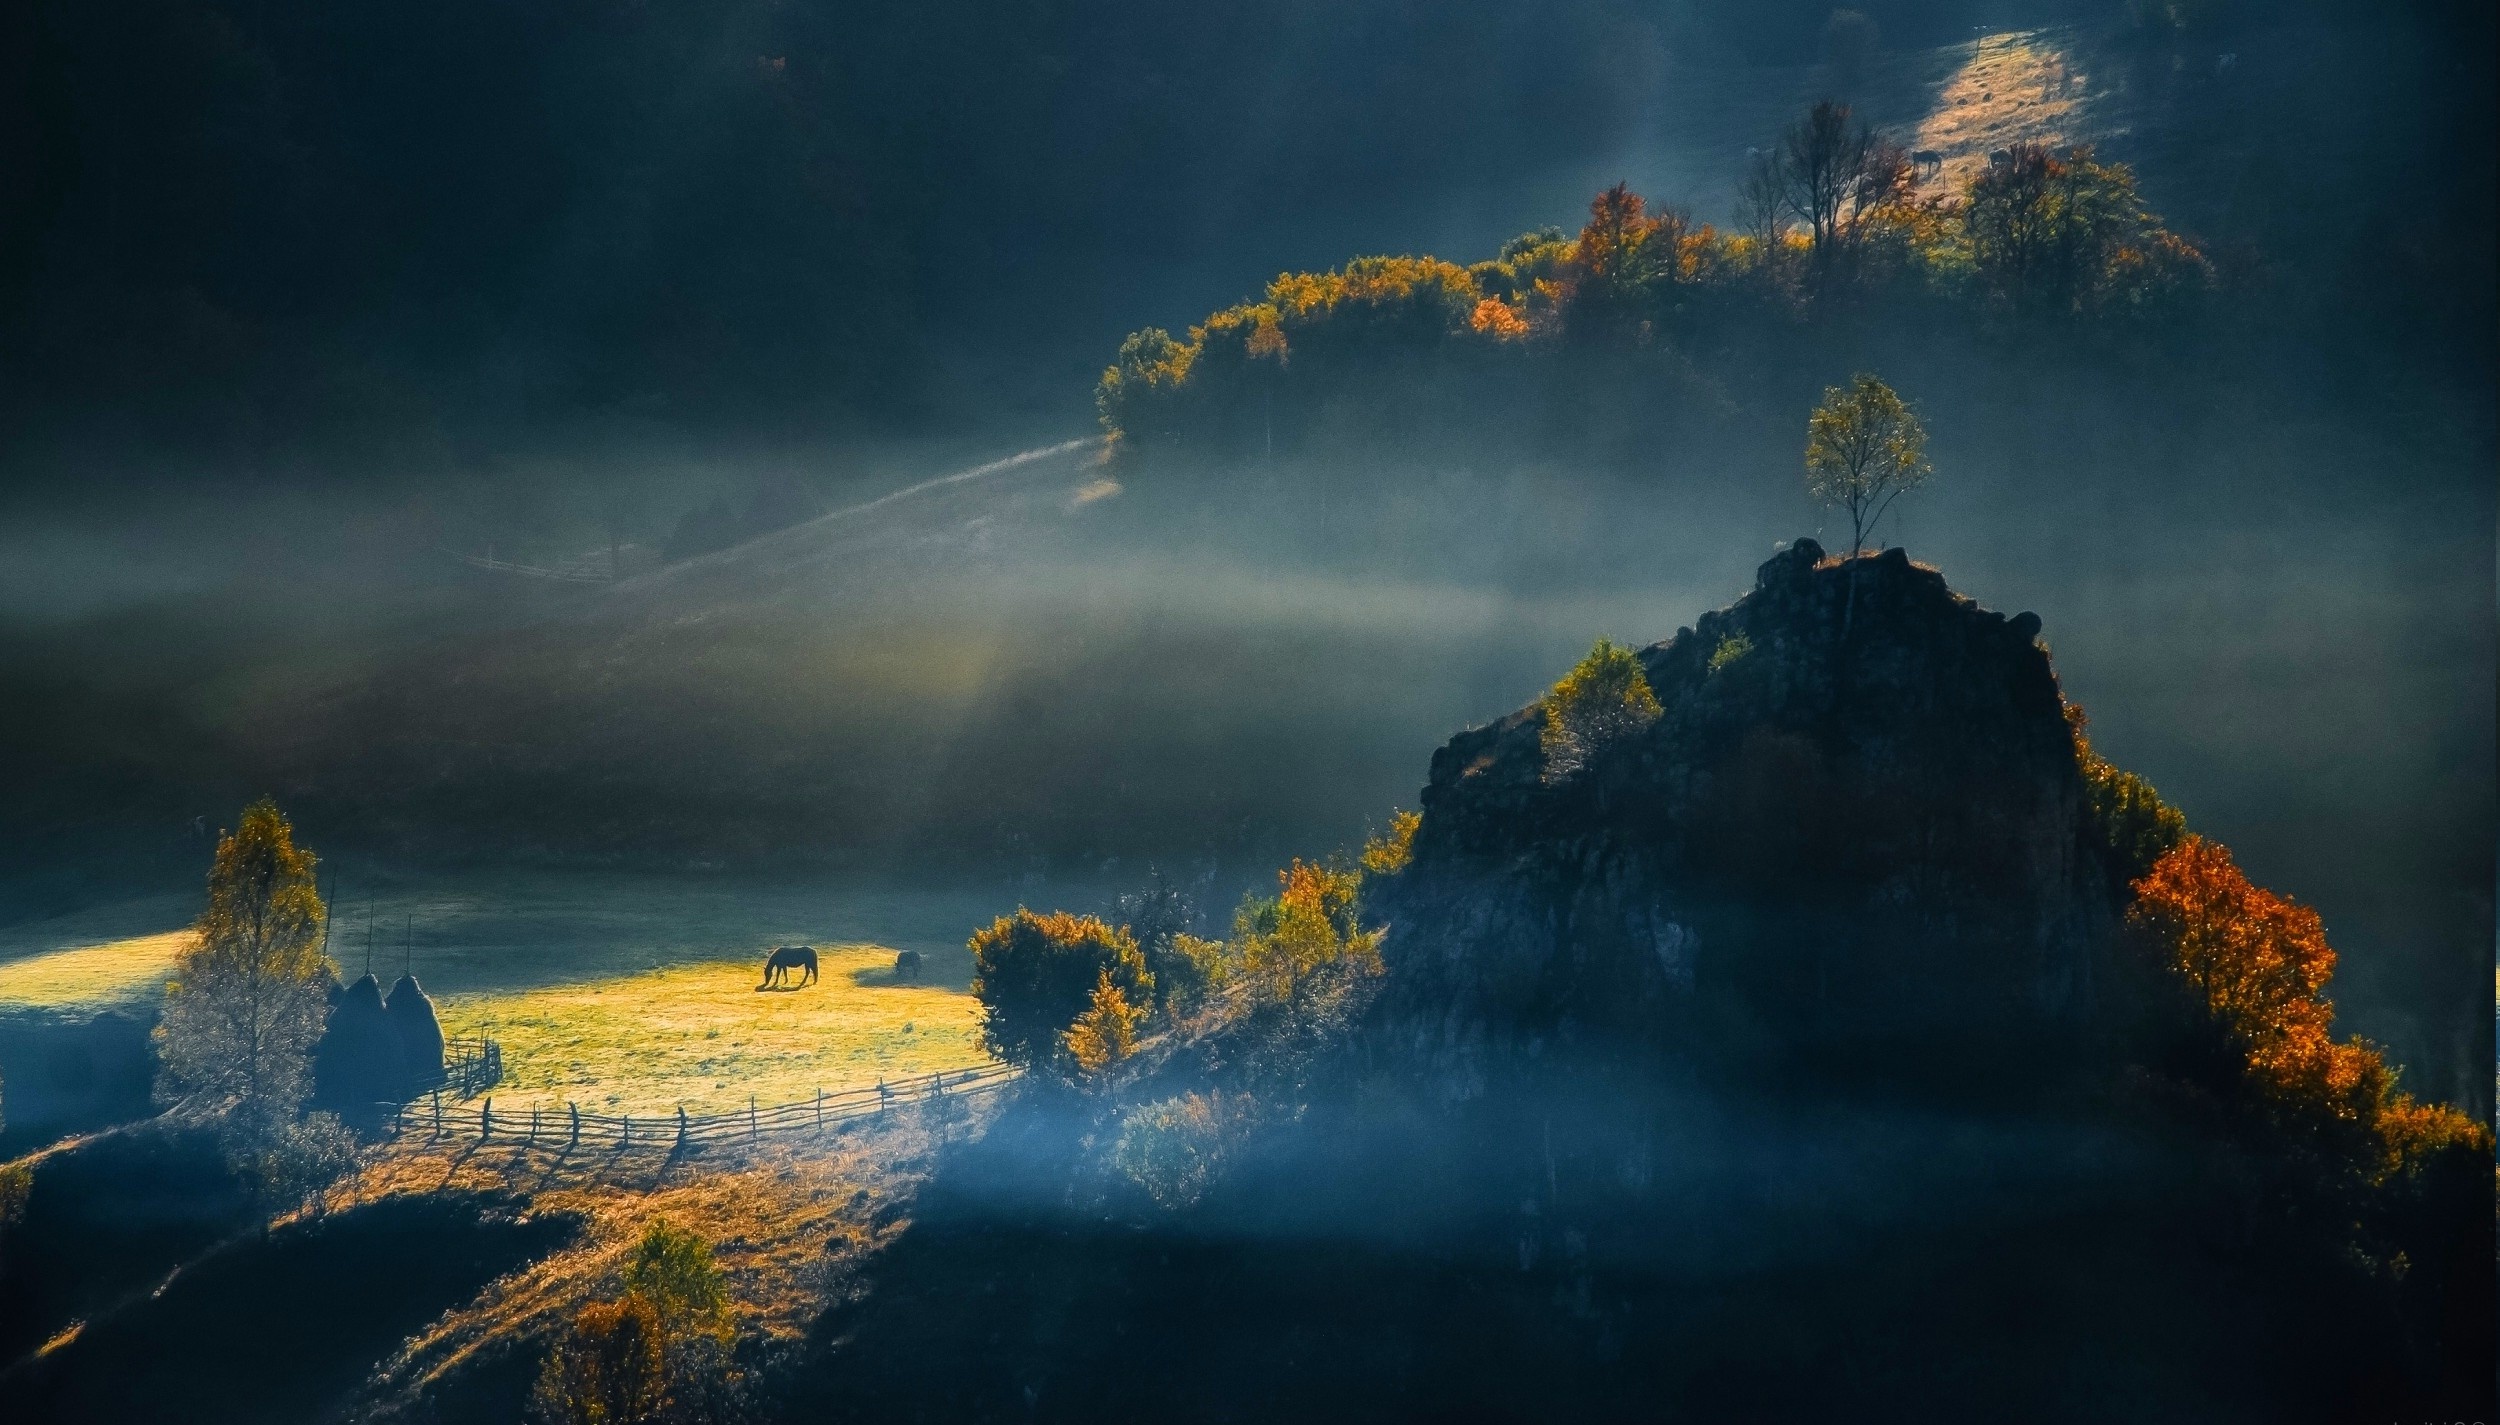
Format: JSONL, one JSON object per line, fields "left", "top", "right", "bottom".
{"left": 536, "top": 1221, "right": 742, "bottom": 1425}
{"left": 1540, "top": 639, "right": 1663, "bottom": 782}
{"left": 535, "top": 1294, "right": 670, "bottom": 1425}
{"left": 1111, "top": 874, "right": 1200, "bottom": 1011}
{"left": 1763, "top": 101, "right": 1911, "bottom": 274}
{"left": 155, "top": 798, "right": 354, "bottom": 1229}
{"left": 2127, "top": 835, "right": 2486, "bottom": 1178}
{"left": 1359, "top": 809, "right": 1421, "bottom": 877}
{"left": 1233, "top": 858, "right": 1379, "bottom": 996}
{"left": 969, "top": 910, "right": 1152, "bottom": 1069}
{"left": 1565, "top": 182, "right": 1688, "bottom": 342}
{"left": 1096, "top": 326, "right": 1196, "bottom": 444}
{"left": 2067, "top": 703, "right": 2186, "bottom": 886}
{"left": 1963, "top": 143, "right": 2208, "bottom": 318}
{"left": 1804, "top": 372, "right": 1931, "bottom": 554}
{"left": 1065, "top": 970, "right": 1149, "bottom": 1072}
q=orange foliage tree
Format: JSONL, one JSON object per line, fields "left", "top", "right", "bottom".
{"left": 2126, "top": 835, "right": 2486, "bottom": 1177}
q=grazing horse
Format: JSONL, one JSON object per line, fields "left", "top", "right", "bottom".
{"left": 892, "top": 948, "right": 924, "bottom": 984}
{"left": 760, "top": 945, "right": 818, "bottom": 989}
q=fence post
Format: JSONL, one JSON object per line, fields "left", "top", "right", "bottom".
{"left": 481, "top": 1096, "right": 493, "bottom": 1140}
{"left": 622, "top": 1113, "right": 631, "bottom": 1148}
{"left": 569, "top": 1102, "right": 580, "bottom": 1147}
{"left": 877, "top": 1078, "right": 888, "bottom": 1119}
{"left": 676, "top": 1105, "right": 688, "bottom": 1150}
{"left": 815, "top": 1088, "right": 824, "bottom": 1133}
{"left": 750, "top": 1095, "right": 758, "bottom": 1142}
{"left": 528, "top": 1104, "right": 539, "bottom": 1146}
{"left": 432, "top": 1089, "right": 443, "bottom": 1139}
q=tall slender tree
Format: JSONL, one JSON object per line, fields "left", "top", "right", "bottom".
{"left": 155, "top": 798, "right": 351, "bottom": 1228}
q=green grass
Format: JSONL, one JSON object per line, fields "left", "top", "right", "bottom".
{"left": 436, "top": 944, "right": 992, "bottom": 1115}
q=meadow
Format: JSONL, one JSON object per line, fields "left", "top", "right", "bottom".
{"left": 434, "top": 945, "right": 991, "bottom": 1115}
{"left": 0, "top": 873, "right": 1020, "bottom": 1120}
{"left": 0, "top": 932, "right": 193, "bottom": 1015}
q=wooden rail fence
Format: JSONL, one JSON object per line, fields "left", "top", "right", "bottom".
{"left": 383, "top": 1064, "right": 1021, "bottom": 1149}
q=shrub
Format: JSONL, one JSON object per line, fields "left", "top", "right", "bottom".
{"left": 1163, "top": 934, "right": 1231, "bottom": 1011}
{"left": 623, "top": 1221, "right": 731, "bottom": 1343}
{"left": 535, "top": 1293, "right": 670, "bottom": 1425}
{"left": 1113, "top": 1092, "right": 1244, "bottom": 1210}
{"left": 1540, "top": 639, "right": 1661, "bottom": 780}
{"left": 2067, "top": 704, "right": 2187, "bottom": 885}
{"left": 969, "top": 911, "right": 1151, "bottom": 1069}
{"left": 1706, "top": 629, "right": 1753, "bottom": 674}
{"left": 1359, "top": 809, "right": 1421, "bottom": 877}
{"left": 218, "top": 1107, "right": 357, "bottom": 1224}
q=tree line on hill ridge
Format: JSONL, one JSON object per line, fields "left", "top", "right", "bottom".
{"left": 1098, "top": 101, "right": 2218, "bottom": 460}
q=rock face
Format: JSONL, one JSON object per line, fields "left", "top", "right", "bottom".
{"left": 1375, "top": 542, "right": 2123, "bottom": 1085}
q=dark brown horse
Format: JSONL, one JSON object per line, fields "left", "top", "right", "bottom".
{"left": 760, "top": 945, "right": 818, "bottom": 989}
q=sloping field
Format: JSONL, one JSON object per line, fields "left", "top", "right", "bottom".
{"left": 0, "top": 932, "right": 191, "bottom": 1017}
{"left": 434, "top": 944, "right": 990, "bottom": 1115}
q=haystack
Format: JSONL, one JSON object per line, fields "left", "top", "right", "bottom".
{"left": 386, "top": 972, "right": 448, "bottom": 1089}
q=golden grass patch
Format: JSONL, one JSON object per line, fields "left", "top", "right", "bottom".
{"left": 344, "top": 1101, "right": 991, "bottom": 1417}
{"left": 436, "top": 945, "right": 991, "bottom": 1115}
{"left": 0, "top": 932, "right": 193, "bottom": 1015}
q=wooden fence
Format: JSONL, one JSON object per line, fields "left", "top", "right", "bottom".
{"left": 383, "top": 1064, "right": 1021, "bottom": 1149}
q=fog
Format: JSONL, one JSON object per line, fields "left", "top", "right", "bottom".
{"left": 0, "top": 0, "right": 2489, "bottom": 1103}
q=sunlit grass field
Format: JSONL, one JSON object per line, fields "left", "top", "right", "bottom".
{"left": 434, "top": 944, "right": 991, "bottom": 1115}
{"left": 0, "top": 932, "right": 194, "bottom": 1015}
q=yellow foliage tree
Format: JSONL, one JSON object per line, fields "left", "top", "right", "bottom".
{"left": 1065, "top": 969, "right": 1148, "bottom": 1072}
{"left": 535, "top": 1293, "right": 670, "bottom": 1425}
{"left": 1805, "top": 372, "right": 1930, "bottom": 555}
{"left": 1236, "top": 858, "right": 1379, "bottom": 995}
{"left": 1360, "top": 809, "right": 1421, "bottom": 877}
{"left": 156, "top": 798, "right": 333, "bottom": 1117}
{"left": 1540, "top": 638, "right": 1662, "bottom": 780}
{"left": 155, "top": 799, "right": 353, "bottom": 1229}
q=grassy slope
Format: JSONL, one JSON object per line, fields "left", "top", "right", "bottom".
{"left": 0, "top": 932, "right": 191, "bottom": 1014}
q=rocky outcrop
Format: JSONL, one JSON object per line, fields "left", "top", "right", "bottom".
{"left": 1374, "top": 541, "right": 2122, "bottom": 1086}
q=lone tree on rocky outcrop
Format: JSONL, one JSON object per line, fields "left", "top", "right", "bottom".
{"left": 1540, "top": 638, "right": 1663, "bottom": 781}
{"left": 155, "top": 799, "right": 355, "bottom": 1229}
{"left": 1805, "top": 372, "right": 1931, "bottom": 555}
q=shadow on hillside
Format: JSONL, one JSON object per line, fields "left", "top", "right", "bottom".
{"left": 7, "top": 1188, "right": 577, "bottom": 1425}
{"left": 783, "top": 1080, "right": 2487, "bottom": 1424}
